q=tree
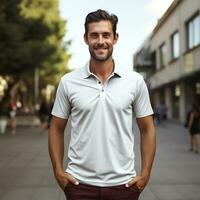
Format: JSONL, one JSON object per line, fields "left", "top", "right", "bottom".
{"left": 0, "top": 0, "right": 71, "bottom": 109}
{"left": 21, "top": 0, "right": 71, "bottom": 81}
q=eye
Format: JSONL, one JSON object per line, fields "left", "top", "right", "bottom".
{"left": 103, "top": 33, "right": 111, "bottom": 38}
{"left": 90, "top": 33, "right": 98, "bottom": 38}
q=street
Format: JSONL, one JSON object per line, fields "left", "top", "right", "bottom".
{"left": 0, "top": 117, "right": 200, "bottom": 200}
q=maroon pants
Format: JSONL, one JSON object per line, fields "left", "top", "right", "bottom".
{"left": 64, "top": 182, "right": 141, "bottom": 200}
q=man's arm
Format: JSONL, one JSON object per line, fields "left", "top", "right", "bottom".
{"left": 48, "top": 116, "right": 79, "bottom": 190}
{"left": 127, "top": 115, "right": 156, "bottom": 191}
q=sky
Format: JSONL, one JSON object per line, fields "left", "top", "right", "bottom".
{"left": 59, "top": 0, "right": 174, "bottom": 70}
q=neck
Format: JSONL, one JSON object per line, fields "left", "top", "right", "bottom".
{"left": 89, "top": 58, "right": 114, "bottom": 82}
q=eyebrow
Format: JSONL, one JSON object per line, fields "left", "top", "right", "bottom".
{"left": 89, "top": 32, "right": 112, "bottom": 35}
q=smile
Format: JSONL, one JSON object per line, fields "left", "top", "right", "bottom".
{"left": 95, "top": 47, "right": 108, "bottom": 50}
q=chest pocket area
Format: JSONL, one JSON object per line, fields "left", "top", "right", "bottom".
{"left": 70, "top": 89, "right": 100, "bottom": 112}
{"left": 105, "top": 89, "right": 134, "bottom": 112}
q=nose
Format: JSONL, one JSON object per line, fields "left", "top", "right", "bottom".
{"left": 97, "top": 35, "right": 104, "bottom": 45}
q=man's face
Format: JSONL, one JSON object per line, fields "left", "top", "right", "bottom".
{"left": 84, "top": 20, "right": 118, "bottom": 62}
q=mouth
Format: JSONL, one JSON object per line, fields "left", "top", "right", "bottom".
{"left": 94, "top": 48, "right": 108, "bottom": 55}
{"left": 95, "top": 48, "right": 107, "bottom": 50}
{"left": 94, "top": 44, "right": 109, "bottom": 50}
{"left": 94, "top": 47, "right": 108, "bottom": 51}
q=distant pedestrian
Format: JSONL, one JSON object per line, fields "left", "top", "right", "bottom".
{"left": 153, "top": 104, "right": 167, "bottom": 124}
{"left": 7, "top": 98, "right": 17, "bottom": 135}
{"left": 38, "top": 100, "right": 49, "bottom": 130}
{"left": 153, "top": 106, "right": 161, "bottom": 125}
{"left": 185, "top": 109, "right": 192, "bottom": 128}
{"left": 47, "top": 101, "right": 54, "bottom": 130}
{"left": 185, "top": 109, "right": 193, "bottom": 150}
{"left": 188, "top": 103, "right": 200, "bottom": 153}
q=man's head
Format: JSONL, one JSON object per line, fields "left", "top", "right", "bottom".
{"left": 84, "top": 9, "right": 118, "bottom": 37}
{"left": 84, "top": 9, "right": 119, "bottom": 62}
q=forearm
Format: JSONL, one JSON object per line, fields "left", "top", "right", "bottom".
{"left": 48, "top": 126, "right": 65, "bottom": 175}
{"left": 140, "top": 125, "right": 156, "bottom": 178}
{"left": 127, "top": 117, "right": 156, "bottom": 190}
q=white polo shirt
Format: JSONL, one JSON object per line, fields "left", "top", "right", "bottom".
{"left": 52, "top": 62, "right": 153, "bottom": 186}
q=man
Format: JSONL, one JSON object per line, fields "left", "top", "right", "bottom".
{"left": 49, "top": 9, "right": 156, "bottom": 200}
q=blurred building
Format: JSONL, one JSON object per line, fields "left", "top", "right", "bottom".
{"left": 134, "top": 0, "right": 200, "bottom": 123}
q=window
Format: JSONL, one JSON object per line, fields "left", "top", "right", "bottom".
{"left": 171, "top": 31, "right": 180, "bottom": 59}
{"left": 159, "top": 43, "right": 167, "bottom": 68}
{"left": 187, "top": 14, "right": 200, "bottom": 49}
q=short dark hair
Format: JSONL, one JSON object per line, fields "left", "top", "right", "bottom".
{"left": 84, "top": 9, "right": 118, "bottom": 36}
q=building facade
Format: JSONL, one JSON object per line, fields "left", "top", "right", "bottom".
{"left": 134, "top": 0, "right": 200, "bottom": 123}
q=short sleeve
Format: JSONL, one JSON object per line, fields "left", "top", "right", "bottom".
{"left": 51, "top": 79, "right": 71, "bottom": 119}
{"left": 133, "top": 77, "right": 153, "bottom": 118}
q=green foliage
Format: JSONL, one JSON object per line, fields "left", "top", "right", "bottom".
{"left": 0, "top": 0, "right": 70, "bottom": 83}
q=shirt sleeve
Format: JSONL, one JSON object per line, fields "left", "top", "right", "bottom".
{"left": 51, "top": 79, "right": 71, "bottom": 119}
{"left": 133, "top": 77, "right": 153, "bottom": 118}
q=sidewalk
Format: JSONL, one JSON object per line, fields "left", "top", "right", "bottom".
{"left": 136, "top": 122, "right": 200, "bottom": 200}
{"left": 0, "top": 120, "right": 199, "bottom": 200}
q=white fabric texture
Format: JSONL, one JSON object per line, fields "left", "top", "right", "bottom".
{"left": 52, "top": 62, "right": 153, "bottom": 186}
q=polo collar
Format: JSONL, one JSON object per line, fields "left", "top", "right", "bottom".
{"left": 82, "top": 60, "right": 122, "bottom": 79}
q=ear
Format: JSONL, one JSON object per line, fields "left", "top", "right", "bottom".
{"left": 113, "top": 33, "right": 119, "bottom": 45}
{"left": 84, "top": 34, "right": 89, "bottom": 45}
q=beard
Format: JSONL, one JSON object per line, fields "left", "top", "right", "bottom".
{"left": 89, "top": 43, "right": 113, "bottom": 62}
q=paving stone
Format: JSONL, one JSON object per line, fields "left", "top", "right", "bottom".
{"left": 176, "top": 184, "right": 200, "bottom": 199}
{"left": 139, "top": 186, "right": 158, "bottom": 200}
{"left": 1, "top": 188, "right": 34, "bottom": 200}
{"left": 32, "top": 187, "right": 60, "bottom": 200}
{"left": 150, "top": 184, "right": 184, "bottom": 200}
